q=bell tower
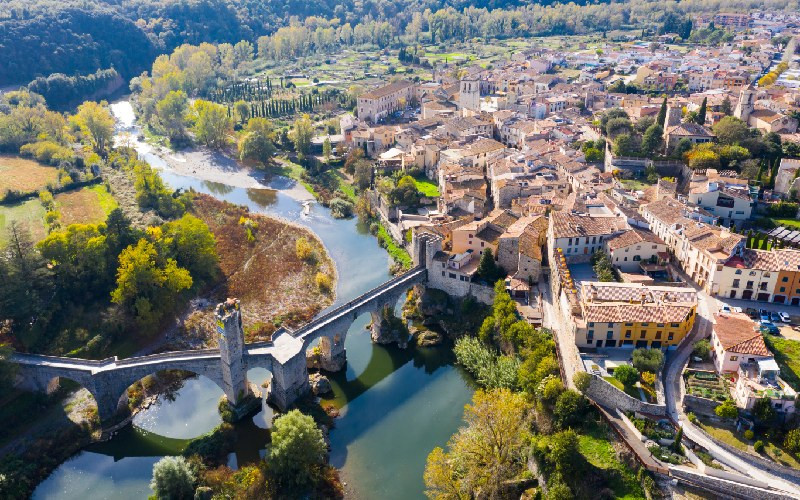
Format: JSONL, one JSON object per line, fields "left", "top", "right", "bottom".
{"left": 734, "top": 85, "right": 756, "bottom": 123}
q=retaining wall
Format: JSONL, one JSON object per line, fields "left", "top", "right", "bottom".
{"left": 585, "top": 374, "right": 667, "bottom": 416}
{"left": 683, "top": 394, "right": 722, "bottom": 417}
{"left": 670, "top": 467, "right": 794, "bottom": 500}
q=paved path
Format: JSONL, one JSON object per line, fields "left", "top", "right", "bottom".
{"left": 662, "top": 267, "right": 800, "bottom": 496}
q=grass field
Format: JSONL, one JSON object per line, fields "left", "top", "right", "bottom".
{"left": 764, "top": 336, "right": 800, "bottom": 391}
{"left": 55, "top": 185, "right": 117, "bottom": 226}
{"left": 770, "top": 218, "right": 800, "bottom": 230}
{"left": 0, "top": 155, "right": 59, "bottom": 194}
{"left": 413, "top": 175, "right": 440, "bottom": 197}
{"left": 0, "top": 199, "right": 47, "bottom": 246}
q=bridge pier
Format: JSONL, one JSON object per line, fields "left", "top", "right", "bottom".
{"left": 369, "top": 292, "right": 408, "bottom": 347}
{"left": 318, "top": 334, "right": 346, "bottom": 372}
{"left": 268, "top": 350, "right": 310, "bottom": 411}
{"left": 216, "top": 299, "right": 252, "bottom": 406}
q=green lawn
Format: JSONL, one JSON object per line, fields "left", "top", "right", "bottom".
{"left": 579, "top": 420, "right": 646, "bottom": 500}
{"left": 377, "top": 222, "right": 412, "bottom": 270}
{"left": 90, "top": 184, "right": 118, "bottom": 215}
{"left": 771, "top": 218, "right": 800, "bottom": 230}
{"left": 413, "top": 175, "right": 440, "bottom": 197}
{"left": 0, "top": 199, "right": 46, "bottom": 246}
{"left": 603, "top": 376, "right": 643, "bottom": 400}
{"left": 764, "top": 336, "right": 800, "bottom": 391}
{"left": 619, "top": 179, "right": 653, "bottom": 192}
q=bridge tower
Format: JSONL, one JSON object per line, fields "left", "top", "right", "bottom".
{"left": 216, "top": 298, "right": 251, "bottom": 405}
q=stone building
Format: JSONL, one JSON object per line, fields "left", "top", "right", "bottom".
{"left": 357, "top": 80, "right": 417, "bottom": 123}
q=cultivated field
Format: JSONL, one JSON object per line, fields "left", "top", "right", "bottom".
{"left": 0, "top": 155, "right": 59, "bottom": 194}
{"left": 54, "top": 185, "right": 117, "bottom": 225}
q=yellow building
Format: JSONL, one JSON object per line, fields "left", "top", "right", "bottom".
{"left": 575, "top": 282, "right": 697, "bottom": 349}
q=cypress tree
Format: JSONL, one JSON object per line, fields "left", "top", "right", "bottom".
{"left": 697, "top": 97, "right": 707, "bottom": 125}
{"left": 657, "top": 97, "right": 668, "bottom": 127}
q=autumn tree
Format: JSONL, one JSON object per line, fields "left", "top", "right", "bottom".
{"left": 193, "top": 100, "right": 231, "bottom": 149}
{"left": 156, "top": 90, "right": 190, "bottom": 142}
{"left": 73, "top": 101, "right": 114, "bottom": 153}
{"left": 291, "top": 114, "right": 314, "bottom": 159}
{"left": 269, "top": 410, "right": 327, "bottom": 488}
{"left": 424, "top": 389, "right": 532, "bottom": 499}
{"left": 238, "top": 117, "right": 276, "bottom": 167}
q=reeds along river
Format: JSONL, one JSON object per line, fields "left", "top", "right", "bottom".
{"left": 32, "top": 100, "right": 474, "bottom": 500}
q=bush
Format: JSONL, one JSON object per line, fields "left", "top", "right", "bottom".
{"left": 744, "top": 429, "right": 755, "bottom": 440}
{"left": 315, "top": 272, "right": 333, "bottom": 293}
{"left": 715, "top": 399, "right": 738, "bottom": 420}
{"left": 784, "top": 428, "right": 800, "bottom": 453}
{"left": 295, "top": 237, "right": 314, "bottom": 262}
{"left": 754, "top": 440, "right": 765, "bottom": 453}
{"left": 329, "top": 197, "right": 354, "bottom": 218}
{"left": 573, "top": 371, "right": 592, "bottom": 394}
{"left": 150, "top": 456, "right": 196, "bottom": 500}
{"left": 632, "top": 348, "right": 663, "bottom": 373}
{"left": 687, "top": 412, "right": 697, "bottom": 424}
{"left": 454, "top": 336, "right": 519, "bottom": 390}
{"left": 614, "top": 364, "right": 639, "bottom": 387}
{"left": 641, "top": 371, "right": 656, "bottom": 385}
{"left": 692, "top": 339, "right": 711, "bottom": 361}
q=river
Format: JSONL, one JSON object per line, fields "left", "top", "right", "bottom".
{"left": 32, "top": 101, "right": 474, "bottom": 500}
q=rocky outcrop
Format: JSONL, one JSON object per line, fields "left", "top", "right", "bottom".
{"left": 411, "top": 325, "right": 443, "bottom": 347}
{"left": 309, "top": 373, "right": 332, "bottom": 395}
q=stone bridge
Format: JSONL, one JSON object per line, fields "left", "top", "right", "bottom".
{"left": 10, "top": 266, "right": 427, "bottom": 426}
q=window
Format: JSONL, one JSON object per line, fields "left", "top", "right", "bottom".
{"left": 625, "top": 323, "right": 633, "bottom": 327}
{"left": 642, "top": 323, "right": 650, "bottom": 326}
{"left": 671, "top": 323, "right": 680, "bottom": 328}
{"left": 735, "top": 270, "right": 742, "bottom": 275}
{"left": 608, "top": 323, "right": 614, "bottom": 327}
{"left": 588, "top": 322, "right": 594, "bottom": 327}
{"left": 625, "top": 331, "right": 632, "bottom": 338}
{"left": 668, "top": 333, "right": 674, "bottom": 341}
{"left": 781, "top": 287, "right": 786, "bottom": 293}
{"left": 607, "top": 331, "right": 614, "bottom": 339}
{"left": 657, "top": 323, "right": 665, "bottom": 327}
{"left": 634, "top": 255, "right": 641, "bottom": 261}
{"left": 732, "top": 279, "right": 740, "bottom": 288}
{"left": 784, "top": 276, "right": 790, "bottom": 282}
{"left": 449, "top": 273, "right": 457, "bottom": 279}
{"left": 655, "top": 332, "right": 662, "bottom": 339}
{"left": 730, "top": 356, "right": 738, "bottom": 361}
{"left": 587, "top": 331, "right": 594, "bottom": 340}
{"left": 640, "top": 332, "right": 646, "bottom": 339}
{"left": 441, "top": 271, "right": 445, "bottom": 277}
{"left": 746, "top": 281, "right": 754, "bottom": 289}
{"left": 765, "top": 272, "right": 771, "bottom": 277}
{"left": 469, "top": 234, "right": 473, "bottom": 238}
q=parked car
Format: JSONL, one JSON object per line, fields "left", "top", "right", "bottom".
{"left": 721, "top": 305, "right": 732, "bottom": 314}
{"left": 779, "top": 312, "right": 791, "bottom": 324}
{"left": 746, "top": 308, "right": 759, "bottom": 319}
{"left": 760, "top": 310, "right": 771, "bottom": 322}
{"left": 760, "top": 322, "right": 780, "bottom": 335}
{"left": 771, "top": 312, "right": 782, "bottom": 323}
{"left": 732, "top": 307, "right": 743, "bottom": 313}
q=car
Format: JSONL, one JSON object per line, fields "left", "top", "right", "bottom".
{"left": 721, "top": 305, "right": 732, "bottom": 314}
{"left": 779, "top": 312, "right": 792, "bottom": 324}
{"left": 732, "top": 306, "right": 743, "bottom": 313}
{"left": 760, "top": 323, "right": 780, "bottom": 335}
{"left": 771, "top": 312, "right": 782, "bottom": 323}
{"left": 760, "top": 310, "right": 771, "bottom": 322}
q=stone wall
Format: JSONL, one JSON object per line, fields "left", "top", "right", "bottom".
{"left": 683, "top": 394, "right": 722, "bottom": 417}
{"left": 670, "top": 467, "right": 794, "bottom": 500}
{"left": 585, "top": 374, "right": 667, "bottom": 416}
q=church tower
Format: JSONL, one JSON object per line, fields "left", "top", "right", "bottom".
{"left": 459, "top": 76, "right": 480, "bottom": 112}
{"left": 734, "top": 85, "right": 756, "bottom": 123}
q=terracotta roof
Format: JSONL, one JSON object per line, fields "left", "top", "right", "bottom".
{"left": 585, "top": 304, "right": 694, "bottom": 323}
{"left": 360, "top": 80, "right": 414, "bottom": 100}
{"left": 605, "top": 228, "right": 665, "bottom": 251}
{"left": 550, "top": 212, "right": 626, "bottom": 239}
{"left": 713, "top": 313, "right": 769, "bottom": 356}
{"left": 665, "top": 122, "right": 715, "bottom": 138}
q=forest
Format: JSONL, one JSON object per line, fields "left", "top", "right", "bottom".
{"left": 1, "top": 0, "right": 797, "bottom": 86}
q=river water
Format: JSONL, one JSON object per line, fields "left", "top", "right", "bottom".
{"left": 32, "top": 101, "right": 473, "bottom": 499}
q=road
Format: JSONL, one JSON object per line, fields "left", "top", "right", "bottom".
{"left": 662, "top": 267, "right": 800, "bottom": 496}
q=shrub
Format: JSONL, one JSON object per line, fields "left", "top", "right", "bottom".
{"left": 454, "top": 336, "right": 519, "bottom": 390}
{"left": 329, "top": 197, "right": 354, "bottom": 218}
{"left": 744, "top": 429, "right": 754, "bottom": 440}
{"left": 692, "top": 339, "right": 711, "bottom": 361}
{"left": 614, "top": 364, "right": 639, "bottom": 387}
{"left": 687, "top": 412, "right": 697, "bottom": 424}
{"left": 754, "top": 440, "right": 765, "bottom": 453}
{"left": 715, "top": 399, "right": 738, "bottom": 420}
{"left": 295, "top": 237, "right": 314, "bottom": 261}
{"left": 784, "top": 428, "right": 800, "bottom": 453}
{"left": 315, "top": 272, "right": 333, "bottom": 293}
{"left": 573, "top": 371, "right": 592, "bottom": 394}
{"left": 270, "top": 410, "right": 327, "bottom": 487}
{"left": 641, "top": 371, "right": 656, "bottom": 385}
{"left": 150, "top": 456, "right": 196, "bottom": 500}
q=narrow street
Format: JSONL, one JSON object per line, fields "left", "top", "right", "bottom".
{"left": 662, "top": 268, "right": 800, "bottom": 496}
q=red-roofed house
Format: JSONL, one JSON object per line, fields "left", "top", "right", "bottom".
{"left": 711, "top": 313, "right": 770, "bottom": 373}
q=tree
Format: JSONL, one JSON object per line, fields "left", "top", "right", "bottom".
{"left": 353, "top": 160, "right": 373, "bottom": 190}
{"left": 111, "top": 238, "right": 193, "bottom": 326}
{"left": 697, "top": 97, "right": 707, "bottom": 125}
{"left": 713, "top": 116, "right": 750, "bottom": 145}
{"left": 389, "top": 175, "right": 421, "bottom": 207}
{"left": 656, "top": 97, "right": 668, "bottom": 127}
{"left": 553, "top": 389, "right": 588, "bottom": 429}
{"left": 424, "top": 389, "right": 532, "bottom": 499}
{"left": 672, "top": 426, "right": 684, "bottom": 453}
{"left": 150, "top": 456, "right": 195, "bottom": 500}
{"left": 73, "top": 101, "right": 114, "bottom": 153}
{"left": 612, "top": 133, "right": 638, "bottom": 157}
{"left": 156, "top": 90, "right": 189, "bottom": 142}
{"left": 721, "top": 96, "right": 733, "bottom": 116}
{"left": 233, "top": 100, "right": 250, "bottom": 125}
{"left": 614, "top": 364, "right": 639, "bottom": 386}
{"left": 692, "top": 339, "right": 711, "bottom": 360}
{"left": 715, "top": 399, "right": 739, "bottom": 420}
{"left": 193, "top": 100, "right": 231, "bottom": 149}
{"left": 606, "top": 117, "right": 633, "bottom": 138}
{"left": 641, "top": 124, "right": 663, "bottom": 156}
{"left": 239, "top": 118, "right": 276, "bottom": 167}
{"left": 322, "top": 137, "right": 332, "bottom": 163}
{"left": 158, "top": 214, "right": 219, "bottom": 284}
{"left": 477, "top": 248, "right": 502, "bottom": 283}
{"left": 269, "top": 409, "right": 327, "bottom": 487}
{"left": 573, "top": 371, "right": 592, "bottom": 394}
{"left": 290, "top": 114, "right": 314, "bottom": 159}
{"left": 632, "top": 348, "right": 663, "bottom": 373}
{"left": 752, "top": 397, "right": 776, "bottom": 423}
{"left": 0, "top": 342, "right": 17, "bottom": 392}
{"left": 687, "top": 148, "right": 721, "bottom": 170}
{"left": 784, "top": 428, "right": 800, "bottom": 453}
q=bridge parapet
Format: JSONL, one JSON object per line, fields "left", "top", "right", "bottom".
{"left": 114, "top": 349, "right": 221, "bottom": 366}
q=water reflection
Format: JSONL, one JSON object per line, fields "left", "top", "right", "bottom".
{"left": 245, "top": 188, "right": 278, "bottom": 209}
